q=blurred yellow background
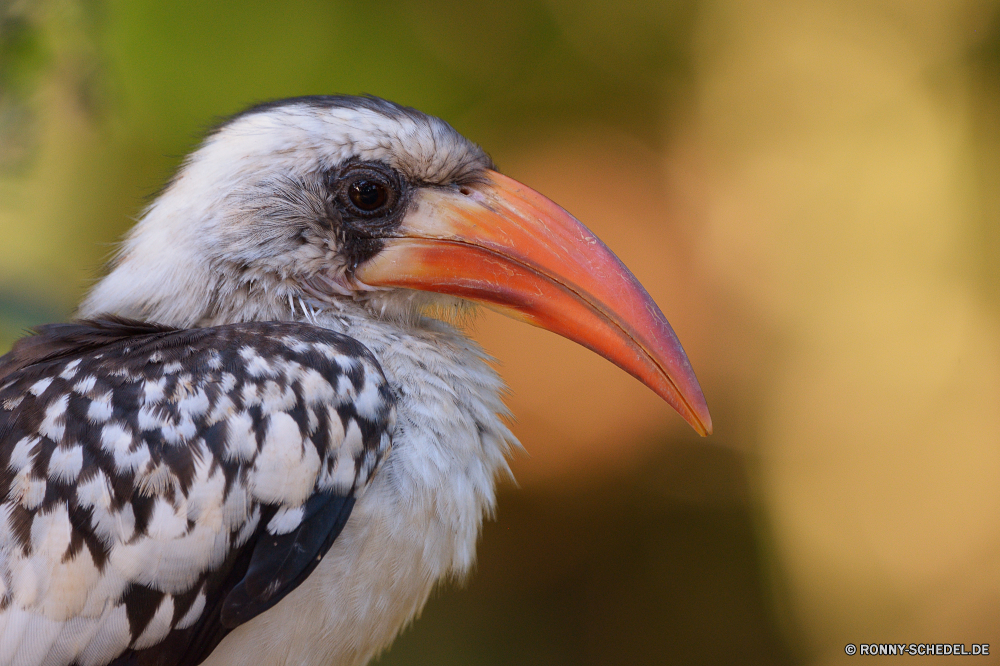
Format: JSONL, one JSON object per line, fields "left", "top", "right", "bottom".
{"left": 2, "top": 0, "right": 999, "bottom": 663}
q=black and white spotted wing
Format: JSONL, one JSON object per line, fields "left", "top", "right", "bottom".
{"left": 0, "top": 318, "right": 395, "bottom": 666}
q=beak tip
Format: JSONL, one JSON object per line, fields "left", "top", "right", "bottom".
{"left": 697, "top": 398, "right": 713, "bottom": 436}
{"left": 685, "top": 400, "right": 713, "bottom": 437}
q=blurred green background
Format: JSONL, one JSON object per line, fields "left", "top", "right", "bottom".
{"left": 2, "top": 0, "right": 1000, "bottom": 664}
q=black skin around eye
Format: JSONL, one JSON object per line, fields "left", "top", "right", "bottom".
{"left": 325, "top": 162, "right": 409, "bottom": 269}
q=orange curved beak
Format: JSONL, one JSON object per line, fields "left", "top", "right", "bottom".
{"left": 354, "top": 170, "right": 712, "bottom": 436}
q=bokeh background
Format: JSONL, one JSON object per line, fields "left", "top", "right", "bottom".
{"left": 2, "top": 0, "right": 999, "bottom": 663}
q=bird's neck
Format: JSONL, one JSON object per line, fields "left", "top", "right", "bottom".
{"left": 330, "top": 307, "right": 517, "bottom": 573}
{"left": 80, "top": 252, "right": 311, "bottom": 327}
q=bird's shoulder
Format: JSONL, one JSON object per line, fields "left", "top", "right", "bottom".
{"left": 0, "top": 317, "right": 395, "bottom": 666}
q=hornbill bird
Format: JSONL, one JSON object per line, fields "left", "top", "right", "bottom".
{"left": 0, "top": 96, "right": 711, "bottom": 666}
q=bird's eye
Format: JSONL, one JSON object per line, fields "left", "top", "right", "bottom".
{"left": 338, "top": 167, "right": 399, "bottom": 218}
{"left": 348, "top": 180, "right": 388, "bottom": 212}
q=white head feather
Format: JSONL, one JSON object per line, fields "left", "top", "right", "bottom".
{"left": 79, "top": 96, "right": 492, "bottom": 328}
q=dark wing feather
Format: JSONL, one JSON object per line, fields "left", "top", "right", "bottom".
{"left": 221, "top": 492, "right": 355, "bottom": 628}
{"left": 0, "top": 316, "right": 176, "bottom": 382}
{"left": 0, "top": 318, "right": 395, "bottom": 666}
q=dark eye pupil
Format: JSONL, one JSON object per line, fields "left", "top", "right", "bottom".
{"left": 349, "top": 180, "right": 387, "bottom": 211}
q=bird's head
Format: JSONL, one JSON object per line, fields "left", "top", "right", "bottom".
{"left": 81, "top": 95, "right": 712, "bottom": 435}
